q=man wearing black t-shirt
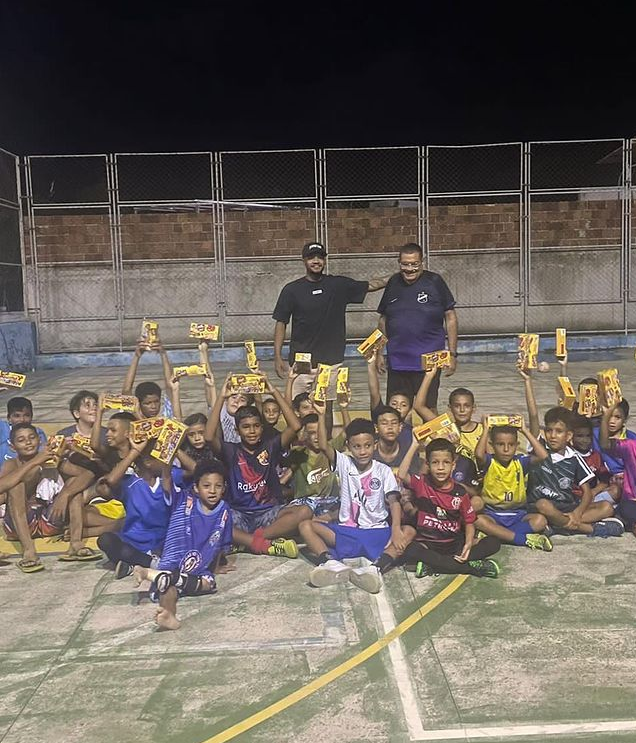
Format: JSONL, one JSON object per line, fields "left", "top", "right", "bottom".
{"left": 273, "top": 242, "right": 389, "bottom": 379}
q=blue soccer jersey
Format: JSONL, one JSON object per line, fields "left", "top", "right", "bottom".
{"left": 119, "top": 472, "right": 173, "bottom": 553}
{"left": 158, "top": 490, "right": 233, "bottom": 579}
{"left": 221, "top": 435, "right": 284, "bottom": 512}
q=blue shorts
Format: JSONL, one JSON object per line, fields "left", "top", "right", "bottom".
{"left": 327, "top": 524, "right": 391, "bottom": 561}
{"left": 288, "top": 495, "right": 340, "bottom": 517}
{"left": 483, "top": 507, "right": 528, "bottom": 529}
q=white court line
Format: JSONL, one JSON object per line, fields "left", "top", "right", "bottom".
{"left": 373, "top": 582, "right": 426, "bottom": 740}
{"left": 414, "top": 720, "right": 636, "bottom": 740}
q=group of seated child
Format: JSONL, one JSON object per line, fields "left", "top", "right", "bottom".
{"left": 0, "top": 337, "right": 630, "bottom": 631}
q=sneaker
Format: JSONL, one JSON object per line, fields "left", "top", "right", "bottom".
{"left": 309, "top": 559, "right": 352, "bottom": 587}
{"left": 468, "top": 558, "right": 500, "bottom": 578}
{"left": 525, "top": 533, "right": 553, "bottom": 552}
{"left": 415, "top": 561, "right": 433, "bottom": 578}
{"left": 267, "top": 538, "right": 298, "bottom": 558}
{"left": 591, "top": 518, "right": 625, "bottom": 538}
{"left": 349, "top": 565, "right": 383, "bottom": 594}
{"left": 114, "top": 560, "right": 133, "bottom": 579}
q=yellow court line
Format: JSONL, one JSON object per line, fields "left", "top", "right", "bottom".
{"left": 202, "top": 573, "right": 470, "bottom": 743}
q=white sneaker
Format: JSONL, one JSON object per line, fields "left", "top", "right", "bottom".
{"left": 309, "top": 559, "right": 352, "bottom": 587}
{"left": 349, "top": 565, "right": 382, "bottom": 594}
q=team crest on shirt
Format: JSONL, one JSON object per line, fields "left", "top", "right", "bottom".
{"left": 257, "top": 450, "right": 270, "bottom": 466}
{"left": 369, "top": 477, "right": 381, "bottom": 490}
{"left": 451, "top": 497, "right": 461, "bottom": 509}
{"left": 182, "top": 550, "right": 202, "bottom": 572}
{"left": 558, "top": 477, "right": 572, "bottom": 489}
{"left": 209, "top": 529, "right": 221, "bottom": 545}
{"left": 417, "top": 292, "right": 428, "bottom": 303}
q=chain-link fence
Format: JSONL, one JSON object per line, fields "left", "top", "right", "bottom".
{"left": 14, "top": 139, "right": 636, "bottom": 352}
{"left": 0, "top": 148, "right": 23, "bottom": 313}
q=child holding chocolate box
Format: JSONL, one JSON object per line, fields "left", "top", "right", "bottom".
{"left": 121, "top": 328, "right": 175, "bottom": 418}
{"left": 472, "top": 416, "right": 553, "bottom": 551}
{"left": 97, "top": 437, "right": 178, "bottom": 577}
{"left": 592, "top": 399, "right": 636, "bottom": 476}
{"left": 206, "top": 372, "right": 306, "bottom": 558}
{"left": 414, "top": 369, "right": 483, "bottom": 461}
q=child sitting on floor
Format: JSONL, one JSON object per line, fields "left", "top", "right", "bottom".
{"left": 300, "top": 406, "right": 405, "bottom": 594}
{"left": 397, "top": 436, "right": 501, "bottom": 578}
{"left": 134, "top": 460, "right": 233, "bottom": 631}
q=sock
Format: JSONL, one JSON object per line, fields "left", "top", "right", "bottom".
{"left": 374, "top": 552, "right": 395, "bottom": 574}
{"left": 317, "top": 551, "right": 332, "bottom": 565}
{"left": 511, "top": 521, "right": 534, "bottom": 546}
{"left": 250, "top": 528, "right": 271, "bottom": 555}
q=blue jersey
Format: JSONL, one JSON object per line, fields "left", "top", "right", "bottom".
{"left": 0, "top": 420, "right": 47, "bottom": 463}
{"left": 221, "top": 435, "right": 284, "bottom": 512}
{"left": 159, "top": 490, "right": 232, "bottom": 578}
{"left": 119, "top": 472, "right": 173, "bottom": 553}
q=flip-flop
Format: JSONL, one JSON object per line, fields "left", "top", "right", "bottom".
{"left": 76, "top": 547, "right": 103, "bottom": 561}
{"left": 59, "top": 547, "right": 103, "bottom": 562}
{"left": 18, "top": 558, "right": 45, "bottom": 574}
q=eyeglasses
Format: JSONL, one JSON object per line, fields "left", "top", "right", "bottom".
{"left": 399, "top": 261, "right": 422, "bottom": 269}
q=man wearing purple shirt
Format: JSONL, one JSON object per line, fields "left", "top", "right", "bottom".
{"left": 377, "top": 243, "right": 458, "bottom": 410}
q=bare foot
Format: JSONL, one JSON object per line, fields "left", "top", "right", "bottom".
{"left": 155, "top": 607, "right": 181, "bottom": 631}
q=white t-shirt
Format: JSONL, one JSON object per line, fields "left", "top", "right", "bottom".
{"left": 333, "top": 450, "right": 399, "bottom": 529}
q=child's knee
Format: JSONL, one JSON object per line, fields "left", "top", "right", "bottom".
{"left": 595, "top": 501, "right": 615, "bottom": 520}
{"left": 527, "top": 513, "right": 548, "bottom": 531}
{"left": 471, "top": 495, "right": 485, "bottom": 513}
{"left": 532, "top": 499, "right": 550, "bottom": 515}
{"left": 298, "top": 519, "right": 314, "bottom": 538}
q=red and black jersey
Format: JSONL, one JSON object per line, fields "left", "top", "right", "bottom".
{"left": 408, "top": 474, "right": 475, "bottom": 546}
{"left": 572, "top": 448, "right": 610, "bottom": 497}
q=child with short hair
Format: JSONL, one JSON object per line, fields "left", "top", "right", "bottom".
{"left": 600, "top": 404, "right": 636, "bottom": 534}
{"left": 133, "top": 460, "right": 233, "bottom": 631}
{"left": 473, "top": 418, "right": 552, "bottom": 551}
{"left": 122, "top": 335, "right": 176, "bottom": 417}
{"left": 285, "top": 412, "right": 346, "bottom": 520}
{"left": 300, "top": 409, "right": 405, "bottom": 594}
{"left": 207, "top": 372, "right": 306, "bottom": 557}
{"left": 2, "top": 425, "right": 99, "bottom": 571}
{"left": 367, "top": 348, "right": 413, "bottom": 430}
{"left": 0, "top": 397, "right": 47, "bottom": 463}
{"left": 96, "top": 438, "right": 174, "bottom": 576}
{"left": 261, "top": 397, "right": 282, "bottom": 437}
{"left": 571, "top": 416, "right": 619, "bottom": 508}
{"left": 526, "top": 407, "right": 623, "bottom": 537}
{"left": 414, "top": 370, "right": 483, "bottom": 460}
{"left": 291, "top": 392, "right": 315, "bottom": 419}
{"left": 397, "top": 437, "right": 501, "bottom": 578}
{"left": 371, "top": 404, "right": 415, "bottom": 473}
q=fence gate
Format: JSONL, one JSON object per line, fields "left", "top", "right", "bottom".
{"left": 216, "top": 149, "right": 320, "bottom": 343}
{"left": 113, "top": 152, "right": 219, "bottom": 348}
{"left": 527, "top": 139, "right": 625, "bottom": 333}
{"left": 23, "top": 154, "right": 119, "bottom": 352}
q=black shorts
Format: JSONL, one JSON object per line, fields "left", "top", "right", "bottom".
{"left": 387, "top": 367, "right": 441, "bottom": 409}
{"left": 527, "top": 498, "right": 578, "bottom": 514}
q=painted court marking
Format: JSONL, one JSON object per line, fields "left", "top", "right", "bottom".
{"left": 413, "top": 720, "right": 636, "bottom": 740}
{"left": 200, "top": 574, "right": 469, "bottom": 743}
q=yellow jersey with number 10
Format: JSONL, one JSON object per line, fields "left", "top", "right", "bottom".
{"left": 481, "top": 457, "right": 526, "bottom": 509}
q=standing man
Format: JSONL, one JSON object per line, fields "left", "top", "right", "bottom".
{"left": 377, "top": 243, "right": 458, "bottom": 411}
{"left": 273, "top": 242, "right": 389, "bottom": 381}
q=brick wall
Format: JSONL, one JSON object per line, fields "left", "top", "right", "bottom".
{"left": 23, "top": 199, "right": 622, "bottom": 263}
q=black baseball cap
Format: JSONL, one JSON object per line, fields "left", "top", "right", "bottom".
{"left": 302, "top": 242, "right": 327, "bottom": 258}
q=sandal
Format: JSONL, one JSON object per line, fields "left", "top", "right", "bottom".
{"left": 18, "top": 558, "right": 45, "bottom": 573}
{"left": 58, "top": 547, "right": 103, "bottom": 562}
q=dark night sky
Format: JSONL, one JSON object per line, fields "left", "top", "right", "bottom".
{"left": 0, "top": 2, "right": 633, "bottom": 156}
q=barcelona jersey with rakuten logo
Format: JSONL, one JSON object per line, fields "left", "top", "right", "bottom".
{"left": 408, "top": 474, "right": 475, "bottom": 546}
{"left": 221, "top": 435, "right": 284, "bottom": 512}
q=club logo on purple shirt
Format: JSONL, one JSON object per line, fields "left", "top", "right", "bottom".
{"left": 182, "top": 550, "right": 202, "bottom": 572}
{"left": 417, "top": 292, "right": 428, "bottom": 303}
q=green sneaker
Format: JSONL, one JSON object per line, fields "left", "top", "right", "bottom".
{"left": 415, "top": 561, "right": 433, "bottom": 578}
{"left": 525, "top": 533, "right": 553, "bottom": 552}
{"left": 267, "top": 538, "right": 298, "bottom": 558}
{"left": 468, "top": 558, "right": 500, "bottom": 578}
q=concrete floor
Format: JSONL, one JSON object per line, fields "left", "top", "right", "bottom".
{"left": 2, "top": 349, "right": 636, "bottom": 743}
